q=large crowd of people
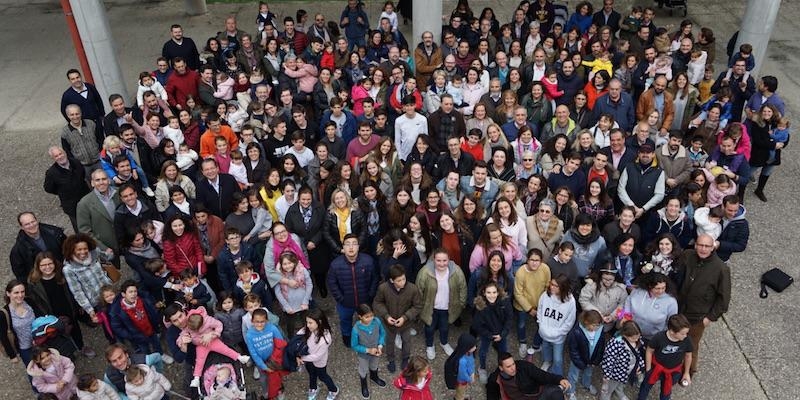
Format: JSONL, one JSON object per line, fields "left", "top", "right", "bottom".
{"left": 3, "top": 0, "right": 784, "bottom": 399}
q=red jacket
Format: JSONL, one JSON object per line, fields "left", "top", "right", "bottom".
{"left": 166, "top": 69, "right": 200, "bottom": 109}
{"left": 321, "top": 52, "right": 335, "bottom": 70}
{"left": 162, "top": 232, "right": 206, "bottom": 277}
{"left": 393, "top": 369, "right": 434, "bottom": 400}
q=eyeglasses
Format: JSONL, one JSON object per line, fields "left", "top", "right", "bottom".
{"left": 273, "top": 229, "right": 288, "bottom": 235}
{"left": 538, "top": 209, "right": 552, "bottom": 213}
{"left": 523, "top": 158, "right": 533, "bottom": 161}
{"left": 316, "top": 18, "right": 325, "bottom": 22}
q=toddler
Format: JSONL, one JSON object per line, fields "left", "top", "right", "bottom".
{"left": 646, "top": 54, "right": 673, "bottom": 87}
{"left": 351, "top": 304, "right": 387, "bottom": 399}
{"left": 599, "top": 320, "right": 645, "bottom": 400}
{"left": 136, "top": 71, "right": 168, "bottom": 106}
{"left": 541, "top": 68, "right": 564, "bottom": 103}
{"left": 686, "top": 50, "right": 708, "bottom": 86}
{"left": 619, "top": 6, "right": 642, "bottom": 42}
{"left": 214, "top": 71, "right": 236, "bottom": 101}
{"left": 446, "top": 74, "right": 467, "bottom": 108}
{"left": 769, "top": 117, "right": 790, "bottom": 164}
{"left": 177, "top": 143, "right": 198, "bottom": 173}
{"left": 95, "top": 284, "right": 117, "bottom": 344}
{"left": 582, "top": 51, "right": 613, "bottom": 82}
{"left": 697, "top": 65, "right": 715, "bottom": 104}
{"left": 181, "top": 268, "right": 213, "bottom": 309}
{"left": 725, "top": 43, "right": 755, "bottom": 84}
{"left": 76, "top": 373, "right": 120, "bottom": 399}
{"left": 351, "top": 78, "right": 373, "bottom": 117}
{"left": 227, "top": 101, "right": 250, "bottom": 133}
{"left": 179, "top": 306, "right": 251, "bottom": 388}
{"left": 653, "top": 27, "right": 671, "bottom": 54}
{"left": 125, "top": 365, "right": 172, "bottom": 400}
{"left": 228, "top": 150, "right": 250, "bottom": 189}
{"left": 704, "top": 171, "right": 737, "bottom": 207}
{"left": 163, "top": 115, "right": 185, "bottom": 147}
{"left": 693, "top": 206, "right": 724, "bottom": 241}
{"left": 256, "top": 2, "right": 277, "bottom": 33}
{"left": 214, "top": 136, "right": 232, "bottom": 173}
{"left": 378, "top": 1, "right": 399, "bottom": 32}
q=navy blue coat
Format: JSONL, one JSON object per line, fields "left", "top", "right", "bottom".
{"left": 327, "top": 253, "right": 379, "bottom": 309}
{"left": 108, "top": 293, "right": 161, "bottom": 345}
{"left": 567, "top": 323, "right": 606, "bottom": 370}
{"left": 716, "top": 205, "right": 749, "bottom": 262}
{"left": 217, "top": 243, "right": 261, "bottom": 292}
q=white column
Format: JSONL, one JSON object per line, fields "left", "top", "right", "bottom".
{"left": 70, "top": 0, "right": 128, "bottom": 109}
{"left": 412, "top": 0, "right": 443, "bottom": 48}
{"left": 735, "top": 0, "right": 781, "bottom": 77}
{"left": 184, "top": 0, "right": 207, "bottom": 16}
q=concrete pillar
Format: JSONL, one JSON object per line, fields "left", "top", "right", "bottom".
{"left": 412, "top": 0, "right": 443, "bottom": 49}
{"left": 735, "top": 0, "right": 781, "bottom": 77}
{"left": 184, "top": 0, "right": 207, "bottom": 16}
{"left": 70, "top": 0, "right": 128, "bottom": 109}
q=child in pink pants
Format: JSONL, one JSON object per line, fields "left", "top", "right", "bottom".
{"left": 177, "top": 306, "right": 251, "bottom": 387}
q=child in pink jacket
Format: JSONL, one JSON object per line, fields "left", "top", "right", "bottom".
{"left": 283, "top": 56, "right": 319, "bottom": 96}
{"left": 177, "top": 306, "right": 251, "bottom": 388}
{"left": 214, "top": 72, "right": 235, "bottom": 101}
{"left": 27, "top": 348, "right": 78, "bottom": 400}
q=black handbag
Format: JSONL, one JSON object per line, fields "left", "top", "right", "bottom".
{"left": 760, "top": 268, "right": 793, "bottom": 298}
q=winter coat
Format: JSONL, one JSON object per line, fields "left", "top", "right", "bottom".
{"left": 393, "top": 369, "right": 434, "bottom": 400}
{"left": 109, "top": 294, "right": 161, "bottom": 345}
{"left": 124, "top": 364, "right": 171, "bottom": 400}
{"left": 327, "top": 253, "right": 379, "bottom": 309}
{"left": 76, "top": 379, "right": 121, "bottom": 400}
{"left": 415, "top": 260, "right": 467, "bottom": 325}
{"left": 601, "top": 336, "right": 645, "bottom": 383}
{"left": 485, "top": 359, "right": 564, "bottom": 400}
{"left": 216, "top": 243, "right": 260, "bottom": 292}
{"left": 716, "top": 204, "right": 749, "bottom": 262}
{"left": 177, "top": 306, "right": 221, "bottom": 346}
{"left": 9, "top": 224, "right": 66, "bottom": 281}
{"left": 63, "top": 254, "right": 113, "bottom": 314}
{"left": 373, "top": 281, "right": 422, "bottom": 332}
{"left": 536, "top": 292, "right": 576, "bottom": 344}
{"left": 322, "top": 207, "right": 367, "bottom": 254}
{"left": 677, "top": 249, "right": 731, "bottom": 323}
{"left": 579, "top": 280, "right": 628, "bottom": 324}
{"left": 472, "top": 295, "right": 513, "bottom": 339}
{"left": 162, "top": 232, "right": 206, "bottom": 277}
{"left": 26, "top": 349, "right": 77, "bottom": 400}
{"left": 561, "top": 229, "right": 607, "bottom": 278}
{"left": 567, "top": 323, "right": 606, "bottom": 369}
{"left": 642, "top": 208, "right": 694, "bottom": 249}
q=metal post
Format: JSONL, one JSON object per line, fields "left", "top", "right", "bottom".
{"left": 184, "top": 0, "right": 207, "bottom": 16}
{"left": 60, "top": 0, "right": 94, "bottom": 84}
{"left": 69, "top": 0, "right": 128, "bottom": 109}
{"left": 735, "top": 0, "right": 781, "bottom": 77}
{"left": 412, "top": 0, "right": 443, "bottom": 49}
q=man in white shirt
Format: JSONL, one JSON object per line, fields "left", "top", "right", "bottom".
{"left": 394, "top": 96, "right": 428, "bottom": 161}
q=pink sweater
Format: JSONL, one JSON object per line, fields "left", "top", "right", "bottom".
{"left": 299, "top": 330, "right": 333, "bottom": 367}
{"left": 213, "top": 77, "right": 235, "bottom": 100}
{"left": 468, "top": 242, "right": 523, "bottom": 272}
{"left": 178, "top": 306, "right": 223, "bottom": 346}
{"left": 283, "top": 64, "right": 319, "bottom": 93}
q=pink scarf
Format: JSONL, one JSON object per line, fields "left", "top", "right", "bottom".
{"left": 272, "top": 235, "right": 310, "bottom": 271}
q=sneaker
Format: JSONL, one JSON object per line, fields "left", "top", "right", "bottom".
{"left": 238, "top": 355, "right": 251, "bottom": 364}
{"left": 540, "top": 361, "right": 551, "bottom": 372}
{"left": 426, "top": 346, "right": 436, "bottom": 360}
{"left": 161, "top": 354, "right": 174, "bottom": 364}
{"left": 277, "top": 391, "right": 286, "bottom": 400}
{"left": 478, "top": 369, "right": 488, "bottom": 384}
{"left": 441, "top": 343, "right": 454, "bottom": 356}
{"left": 588, "top": 385, "right": 598, "bottom": 395}
{"left": 189, "top": 376, "right": 200, "bottom": 388}
{"left": 394, "top": 334, "right": 403, "bottom": 349}
{"left": 308, "top": 388, "right": 318, "bottom": 400}
{"left": 326, "top": 391, "right": 339, "bottom": 400}
{"left": 143, "top": 187, "right": 155, "bottom": 197}
{"left": 567, "top": 393, "right": 577, "bottom": 400}
{"left": 253, "top": 367, "right": 261, "bottom": 380}
{"left": 387, "top": 360, "right": 396, "bottom": 373}
{"left": 82, "top": 347, "right": 96, "bottom": 358}
{"left": 518, "top": 343, "right": 528, "bottom": 359}
{"left": 409, "top": 328, "right": 417, "bottom": 336}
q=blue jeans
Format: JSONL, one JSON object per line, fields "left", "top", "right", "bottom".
{"left": 336, "top": 303, "right": 356, "bottom": 340}
{"left": 566, "top": 364, "right": 594, "bottom": 394}
{"left": 516, "top": 310, "right": 543, "bottom": 348}
{"left": 348, "top": 36, "right": 367, "bottom": 51}
{"left": 133, "top": 334, "right": 163, "bottom": 355}
{"left": 541, "top": 340, "right": 565, "bottom": 376}
{"left": 637, "top": 368, "right": 681, "bottom": 400}
{"left": 424, "top": 309, "right": 449, "bottom": 347}
{"left": 511, "top": 258, "right": 525, "bottom": 276}
{"left": 479, "top": 335, "right": 508, "bottom": 369}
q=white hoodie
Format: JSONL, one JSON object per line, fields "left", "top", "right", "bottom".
{"left": 694, "top": 206, "right": 721, "bottom": 240}
{"left": 537, "top": 291, "right": 576, "bottom": 344}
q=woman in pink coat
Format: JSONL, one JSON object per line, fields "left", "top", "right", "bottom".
{"left": 26, "top": 348, "right": 77, "bottom": 400}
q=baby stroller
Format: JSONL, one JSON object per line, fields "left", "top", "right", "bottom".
{"left": 658, "top": 0, "right": 688, "bottom": 17}
{"left": 31, "top": 315, "right": 78, "bottom": 359}
{"left": 197, "top": 356, "right": 250, "bottom": 400}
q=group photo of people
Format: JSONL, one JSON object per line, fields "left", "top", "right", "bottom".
{"left": 4, "top": 0, "right": 782, "bottom": 398}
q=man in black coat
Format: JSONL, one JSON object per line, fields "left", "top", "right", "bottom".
{"left": 486, "top": 352, "right": 570, "bottom": 400}
{"left": 592, "top": 0, "right": 621, "bottom": 34}
{"left": 434, "top": 136, "right": 475, "bottom": 182}
{"left": 103, "top": 94, "right": 143, "bottom": 137}
{"left": 9, "top": 212, "right": 66, "bottom": 281}
{"left": 195, "top": 158, "right": 241, "bottom": 219}
{"left": 43, "top": 146, "right": 91, "bottom": 232}
{"left": 60, "top": 69, "right": 105, "bottom": 135}
{"left": 113, "top": 184, "right": 162, "bottom": 247}
{"left": 161, "top": 24, "right": 200, "bottom": 71}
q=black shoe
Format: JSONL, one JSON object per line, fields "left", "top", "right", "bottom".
{"left": 754, "top": 189, "right": 768, "bottom": 202}
{"left": 342, "top": 336, "right": 351, "bottom": 347}
{"left": 360, "top": 377, "right": 370, "bottom": 399}
{"left": 369, "top": 370, "right": 386, "bottom": 387}
{"left": 387, "top": 360, "right": 396, "bottom": 373}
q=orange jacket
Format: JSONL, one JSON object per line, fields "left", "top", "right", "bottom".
{"left": 199, "top": 125, "right": 239, "bottom": 159}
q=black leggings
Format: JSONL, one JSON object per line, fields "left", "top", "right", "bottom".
{"left": 306, "top": 363, "right": 338, "bottom": 393}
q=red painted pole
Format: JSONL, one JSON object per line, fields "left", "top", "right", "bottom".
{"left": 60, "top": 0, "right": 95, "bottom": 84}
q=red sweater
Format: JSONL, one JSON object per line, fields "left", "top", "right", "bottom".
{"left": 166, "top": 69, "right": 200, "bottom": 109}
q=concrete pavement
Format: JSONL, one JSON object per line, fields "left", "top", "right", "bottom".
{"left": 0, "top": 1, "right": 797, "bottom": 399}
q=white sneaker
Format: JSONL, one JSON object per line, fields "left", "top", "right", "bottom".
{"left": 518, "top": 343, "right": 528, "bottom": 359}
{"left": 326, "top": 390, "right": 339, "bottom": 400}
{"left": 143, "top": 187, "right": 155, "bottom": 197}
{"left": 253, "top": 367, "right": 261, "bottom": 380}
{"left": 238, "top": 355, "right": 251, "bottom": 364}
{"left": 161, "top": 354, "right": 174, "bottom": 364}
{"left": 189, "top": 376, "right": 200, "bottom": 388}
{"left": 409, "top": 328, "right": 417, "bottom": 336}
{"left": 540, "top": 361, "right": 551, "bottom": 372}
{"left": 478, "top": 368, "right": 488, "bottom": 384}
{"left": 394, "top": 334, "right": 403, "bottom": 349}
{"left": 441, "top": 343, "right": 454, "bottom": 356}
{"left": 588, "top": 385, "right": 598, "bottom": 395}
{"left": 426, "top": 346, "right": 436, "bottom": 360}
{"left": 308, "top": 388, "right": 318, "bottom": 400}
